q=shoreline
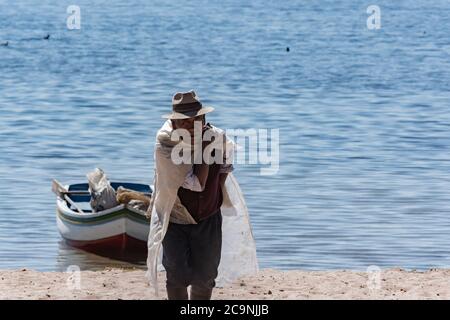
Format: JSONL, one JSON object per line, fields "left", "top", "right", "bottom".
{"left": 1, "top": 268, "right": 450, "bottom": 299}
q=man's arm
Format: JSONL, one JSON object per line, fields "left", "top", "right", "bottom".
{"left": 219, "top": 173, "right": 228, "bottom": 189}
{"left": 181, "top": 127, "right": 212, "bottom": 192}
{"left": 194, "top": 162, "right": 209, "bottom": 190}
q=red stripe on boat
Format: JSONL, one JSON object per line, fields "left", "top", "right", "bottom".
{"left": 64, "top": 234, "right": 147, "bottom": 262}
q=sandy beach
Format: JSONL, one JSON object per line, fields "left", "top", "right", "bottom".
{"left": 1, "top": 268, "right": 449, "bottom": 300}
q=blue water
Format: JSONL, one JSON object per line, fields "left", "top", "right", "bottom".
{"left": 1, "top": 0, "right": 450, "bottom": 271}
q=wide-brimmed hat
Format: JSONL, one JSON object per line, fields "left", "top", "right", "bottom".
{"left": 162, "top": 90, "right": 214, "bottom": 119}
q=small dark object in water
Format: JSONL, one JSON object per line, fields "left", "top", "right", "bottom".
{"left": 1, "top": 41, "right": 8, "bottom": 46}
{"left": 44, "top": 34, "right": 50, "bottom": 40}
{"left": 286, "top": 47, "right": 290, "bottom": 52}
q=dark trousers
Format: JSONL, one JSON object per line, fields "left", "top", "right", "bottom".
{"left": 162, "top": 211, "right": 222, "bottom": 290}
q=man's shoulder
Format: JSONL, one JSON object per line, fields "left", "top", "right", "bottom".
{"left": 207, "top": 123, "right": 225, "bottom": 134}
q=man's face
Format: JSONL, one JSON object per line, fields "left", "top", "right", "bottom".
{"left": 172, "top": 115, "right": 205, "bottom": 135}
{"left": 172, "top": 115, "right": 205, "bottom": 144}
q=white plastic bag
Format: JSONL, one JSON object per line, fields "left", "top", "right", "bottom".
{"left": 86, "top": 168, "right": 118, "bottom": 212}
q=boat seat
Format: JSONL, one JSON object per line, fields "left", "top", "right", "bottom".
{"left": 67, "top": 201, "right": 93, "bottom": 213}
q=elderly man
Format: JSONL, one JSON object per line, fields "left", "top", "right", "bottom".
{"left": 158, "top": 90, "right": 233, "bottom": 300}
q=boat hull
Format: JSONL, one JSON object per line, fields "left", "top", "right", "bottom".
{"left": 56, "top": 196, "right": 150, "bottom": 261}
{"left": 63, "top": 233, "right": 148, "bottom": 262}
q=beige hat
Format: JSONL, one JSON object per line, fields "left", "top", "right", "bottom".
{"left": 162, "top": 90, "right": 214, "bottom": 119}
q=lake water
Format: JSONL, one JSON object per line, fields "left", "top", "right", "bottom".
{"left": 1, "top": 0, "right": 450, "bottom": 272}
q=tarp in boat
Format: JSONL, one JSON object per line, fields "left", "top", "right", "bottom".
{"left": 87, "top": 168, "right": 118, "bottom": 212}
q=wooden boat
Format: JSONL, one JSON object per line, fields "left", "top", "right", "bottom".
{"left": 52, "top": 180, "right": 151, "bottom": 261}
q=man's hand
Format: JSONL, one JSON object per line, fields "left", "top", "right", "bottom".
{"left": 194, "top": 162, "right": 209, "bottom": 191}
{"left": 191, "top": 125, "right": 215, "bottom": 190}
{"left": 190, "top": 123, "right": 212, "bottom": 146}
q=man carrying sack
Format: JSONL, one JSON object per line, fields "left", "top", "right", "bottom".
{"left": 146, "top": 90, "right": 258, "bottom": 300}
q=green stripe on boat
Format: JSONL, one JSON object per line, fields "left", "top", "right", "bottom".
{"left": 57, "top": 208, "right": 149, "bottom": 225}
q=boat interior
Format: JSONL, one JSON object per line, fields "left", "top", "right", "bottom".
{"left": 65, "top": 182, "right": 152, "bottom": 213}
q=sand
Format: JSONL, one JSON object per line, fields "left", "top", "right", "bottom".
{"left": 0, "top": 268, "right": 449, "bottom": 300}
